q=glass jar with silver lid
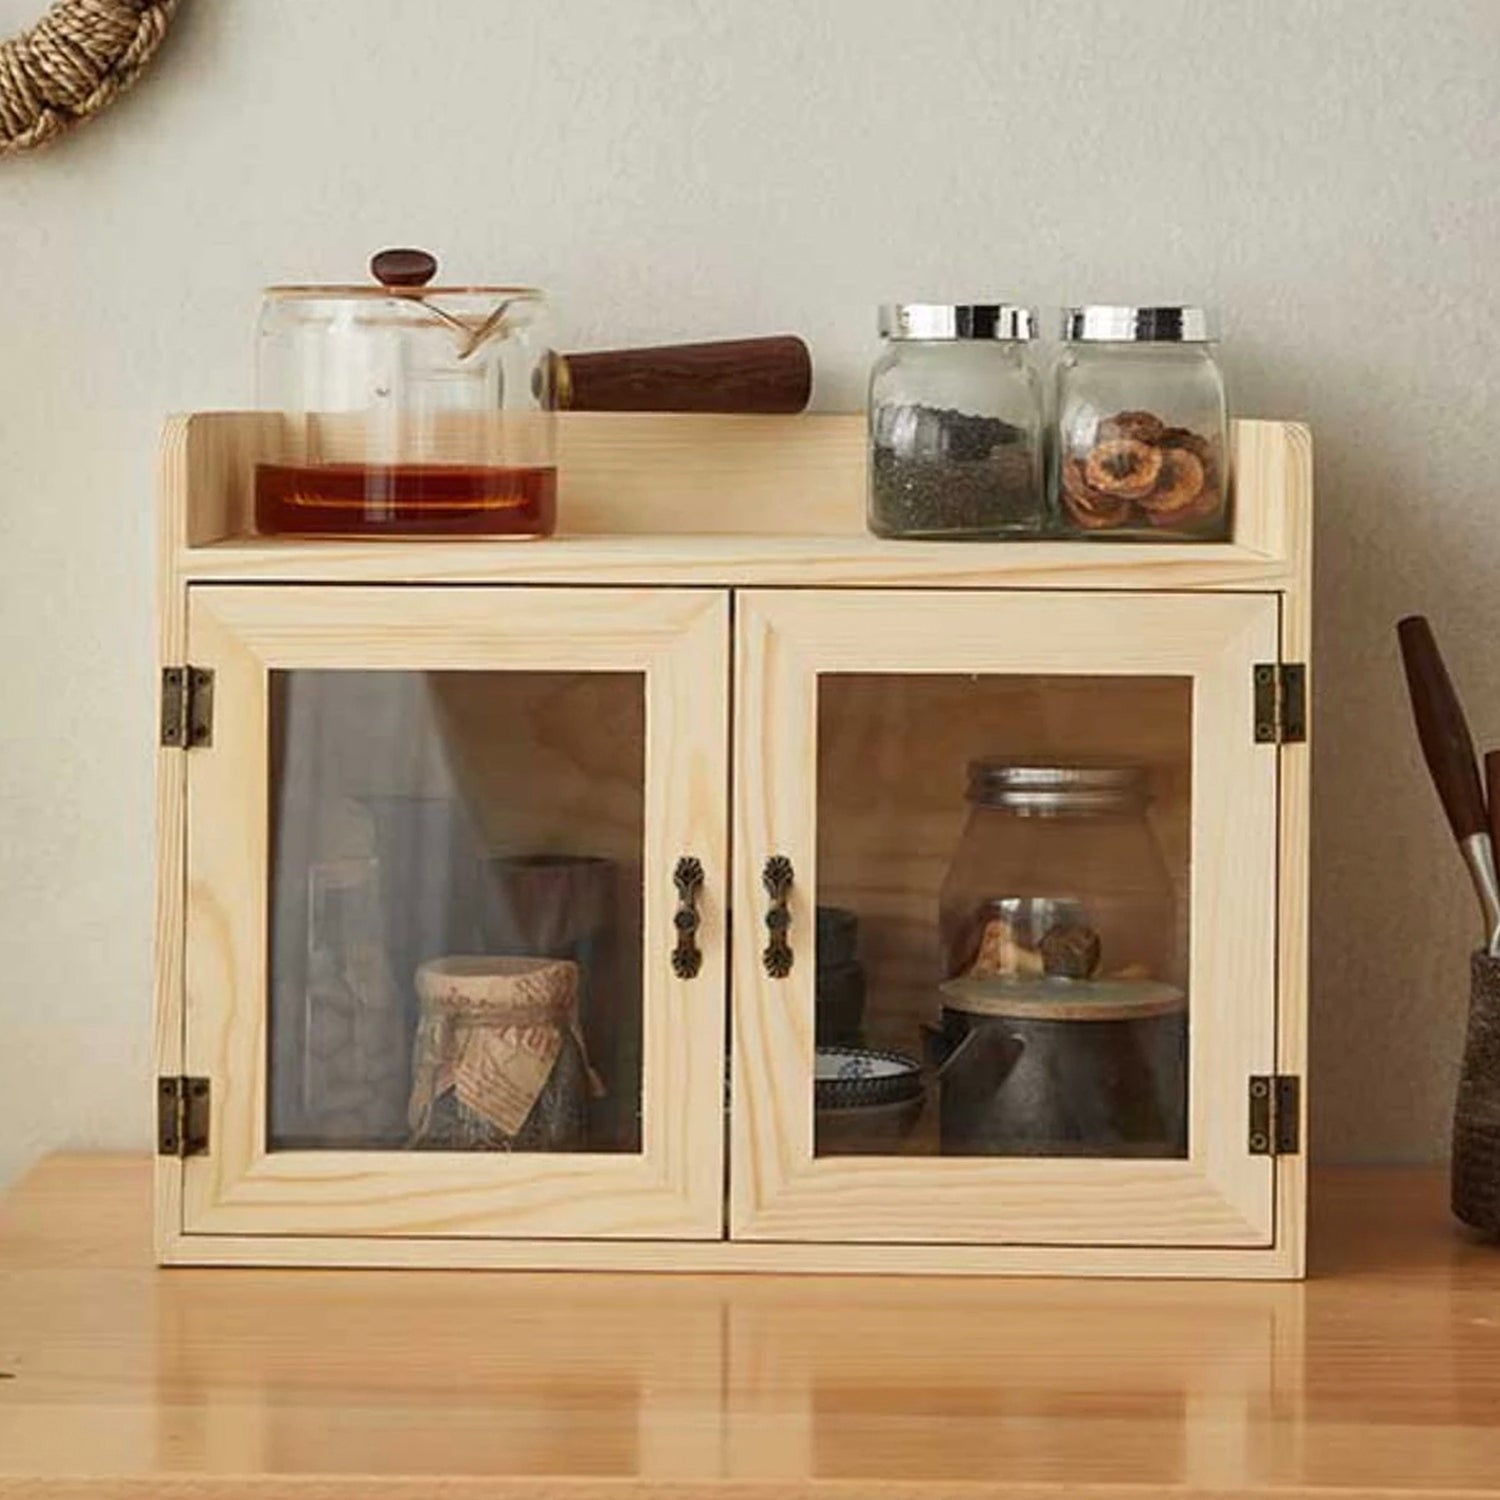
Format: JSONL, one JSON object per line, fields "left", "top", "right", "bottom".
{"left": 1053, "top": 305, "right": 1229, "bottom": 541}
{"left": 868, "top": 303, "right": 1044, "bottom": 539}
{"left": 935, "top": 760, "right": 1187, "bottom": 1159}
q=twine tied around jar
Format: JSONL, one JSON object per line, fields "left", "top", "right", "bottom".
{"left": 0, "top": 0, "right": 179, "bottom": 156}
{"left": 410, "top": 955, "right": 604, "bottom": 1143}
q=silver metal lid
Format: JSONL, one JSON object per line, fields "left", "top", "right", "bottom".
{"left": 966, "top": 761, "right": 1148, "bottom": 814}
{"left": 879, "top": 304, "right": 1035, "bottom": 341}
{"left": 1062, "top": 306, "right": 1216, "bottom": 343}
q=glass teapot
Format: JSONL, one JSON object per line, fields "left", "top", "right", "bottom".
{"left": 255, "top": 248, "right": 557, "bottom": 539}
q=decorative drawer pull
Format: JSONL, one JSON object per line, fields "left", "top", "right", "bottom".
{"left": 672, "top": 856, "right": 704, "bottom": 979}
{"left": 762, "top": 855, "right": 794, "bottom": 978}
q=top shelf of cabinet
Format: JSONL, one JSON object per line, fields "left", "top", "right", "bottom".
{"left": 163, "top": 413, "right": 1310, "bottom": 591}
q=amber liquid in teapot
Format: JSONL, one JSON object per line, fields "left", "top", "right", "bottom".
{"left": 254, "top": 462, "right": 558, "bottom": 538}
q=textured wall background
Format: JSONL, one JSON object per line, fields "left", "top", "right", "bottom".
{"left": 3, "top": 0, "right": 1499, "bottom": 1187}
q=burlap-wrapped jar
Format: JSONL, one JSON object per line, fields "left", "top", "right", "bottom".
{"left": 408, "top": 955, "right": 601, "bottom": 1151}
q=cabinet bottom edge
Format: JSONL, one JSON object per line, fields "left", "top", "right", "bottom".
{"left": 158, "top": 1230, "right": 1303, "bottom": 1279}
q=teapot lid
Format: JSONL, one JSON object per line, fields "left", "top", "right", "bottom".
{"left": 264, "top": 247, "right": 542, "bottom": 300}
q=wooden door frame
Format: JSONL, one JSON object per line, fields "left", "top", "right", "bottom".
{"left": 731, "top": 587, "right": 1281, "bottom": 1247}
{"left": 176, "top": 584, "right": 729, "bottom": 1240}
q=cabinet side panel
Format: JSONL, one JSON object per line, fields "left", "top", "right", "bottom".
{"left": 1231, "top": 420, "right": 1293, "bottom": 558}
{"left": 154, "top": 418, "right": 191, "bottom": 1259}
{"left": 1276, "top": 424, "right": 1313, "bottom": 1275}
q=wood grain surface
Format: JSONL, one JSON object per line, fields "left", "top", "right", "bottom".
{"left": 176, "top": 587, "right": 729, "bottom": 1243}
{"left": 1, "top": 1156, "right": 1496, "bottom": 1500}
{"left": 165, "top": 412, "right": 1304, "bottom": 556}
{"left": 731, "top": 589, "right": 1280, "bottom": 1250}
{"left": 155, "top": 412, "right": 1312, "bottom": 1277}
{"left": 1270, "top": 422, "right": 1312, "bottom": 1273}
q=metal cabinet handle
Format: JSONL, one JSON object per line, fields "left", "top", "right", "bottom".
{"left": 672, "top": 856, "right": 704, "bottom": 979}
{"left": 762, "top": 855, "right": 794, "bottom": 978}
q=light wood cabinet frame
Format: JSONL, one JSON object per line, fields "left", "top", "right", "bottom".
{"left": 179, "top": 585, "right": 729, "bottom": 1240}
{"left": 156, "top": 413, "right": 1311, "bottom": 1277}
{"left": 731, "top": 588, "right": 1278, "bottom": 1247}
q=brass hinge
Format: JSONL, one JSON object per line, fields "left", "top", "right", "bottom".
{"left": 1248, "top": 1074, "right": 1301, "bottom": 1156}
{"left": 157, "top": 1076, "right": 211, "bottom": 1157}
{"left": 1253, "top": 663, "right": 1307, "bottom": 744}
{"left": 160, "top": 667, "right": 214, "bottom": 749}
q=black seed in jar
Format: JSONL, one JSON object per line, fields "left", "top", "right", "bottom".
{"left": 870, "top": 405, "right": 1040, "bottom": 537}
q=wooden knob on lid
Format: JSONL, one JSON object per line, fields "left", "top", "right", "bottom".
{"left": 370, "top": 248, "right": 438, "bottom": 288}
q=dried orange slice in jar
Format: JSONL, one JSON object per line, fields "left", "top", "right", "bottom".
{"left": 1083, "top": 438, "right": 1164, "bottom": 501}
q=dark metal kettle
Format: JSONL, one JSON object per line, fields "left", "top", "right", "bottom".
{"left": 924, "top": 1001, "right": 1186, "bottom": 1158}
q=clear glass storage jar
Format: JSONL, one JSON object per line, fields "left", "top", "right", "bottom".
{"left": 868, "top": 303, "right": 1045, "bottom": 539}
{"left": 1053, "top": 305, "right": 1229, "bottom": 541}
{"left": 935, "top": 762, "right": 1187, "bottom": 1157}
{"left": 938, "top": 763, "right": 1179, "bottom": 986}
{"left": 255, "top": 248, "right": 556, "bottom": 539}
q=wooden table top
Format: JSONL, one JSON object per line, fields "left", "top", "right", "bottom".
{"left": 1, "top": 1156, "right": 1498, "bottom": 1499}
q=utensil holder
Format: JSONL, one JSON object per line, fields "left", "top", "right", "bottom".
{"left": 1454, "top": 952, "right": 1500, "bottom": 1233}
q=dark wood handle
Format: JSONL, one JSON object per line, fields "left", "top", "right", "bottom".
{"left": 1398, "top": 615, "right": 1488, "bottom": 841}
{"left": 1484, "top": 751, "right": 1500, "bottom": 856}
{"left": 558, "top": 336, "right": 811, "bottom": 414}
{"left": 370, "top": 248, "right": 438, "bottom": 288}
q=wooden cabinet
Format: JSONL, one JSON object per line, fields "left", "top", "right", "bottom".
{"left": 155, "top": 413, "right": 1311, "bottom": 1276}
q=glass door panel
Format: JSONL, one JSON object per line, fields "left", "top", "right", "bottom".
{"left": 732, "top": 588, "right": 1279, "bottom": 1248}
{"left": 182, "top": 585, "right": 727, "bottom": 1240}
{"left": 266, "top": 669, "right": 645, "bottom": 1156}
{"left": 814, "top": 673, "right": 1190, "bottom": 1162}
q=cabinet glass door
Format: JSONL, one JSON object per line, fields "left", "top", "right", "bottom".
{"left": 732, "top": 589, "right": 1279, "bottom": 1247}
{"left": 181, "top": 585, "right": 727, "bottom": 1239}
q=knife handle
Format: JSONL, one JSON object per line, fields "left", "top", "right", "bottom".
{"left": 1398, "top": 615, "right": 1489, "bottom": 841}
{"left": 1485, "top": 752, "right": 1500, "bottom": 858}
{"left": 555, "top": 336, "right": 812, "bottom": 414}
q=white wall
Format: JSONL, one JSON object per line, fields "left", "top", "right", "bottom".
{"left": 3, "top": 0, "right": 1499, "bottom": 1187}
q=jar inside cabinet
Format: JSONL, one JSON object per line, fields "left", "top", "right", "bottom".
{"left": 868, "top": 303, "right": 1045, "bottom": 539}
{"left": 936, "top": 761, "right": 1187, "bottom": 1158}
{"left": 811, "top": 671, "right": 1193, "bottom": 1163}
{"left": 1053, "top": 306, "right": 1229, "bottom": 540}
